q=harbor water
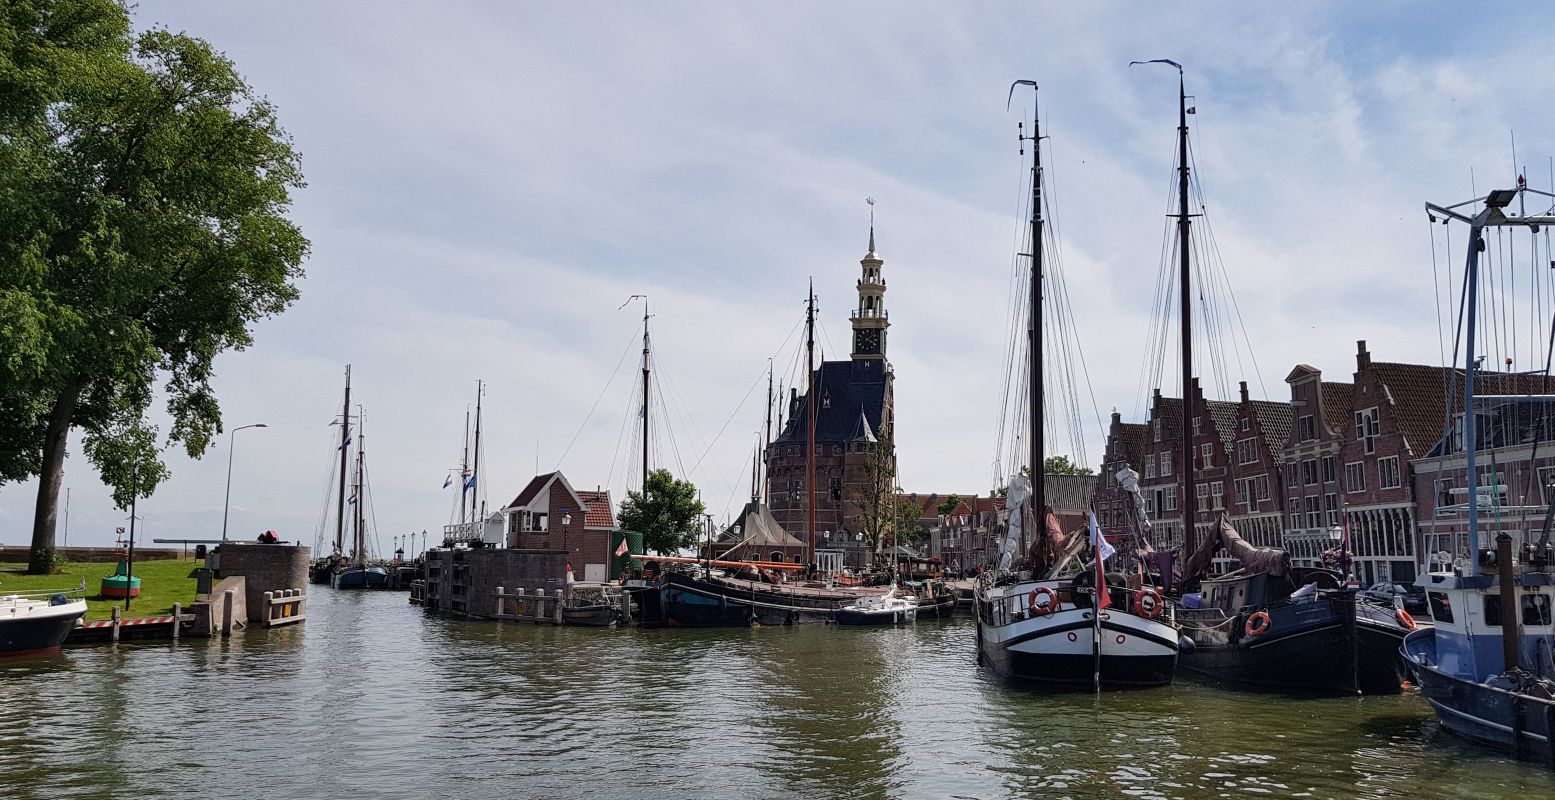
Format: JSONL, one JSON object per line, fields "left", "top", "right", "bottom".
{"left": 3, "top": 591, "right": 1554, "bottom": 799}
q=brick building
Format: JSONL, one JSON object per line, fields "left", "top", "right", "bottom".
{"left": 766, "top": 227, "right": 895, "bottom": 566}
{"left": 1281, "top": 363, "right": 1354, "bottom": 566}
{"left": 501, "top": 471, "right": 616, "bottom": 581}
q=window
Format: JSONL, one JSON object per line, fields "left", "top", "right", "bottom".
{"left": 1428, "top": 592, "right": 1454, "bottom": 624}
{"left": 1305, "top": 496, "right": 1320, "bottom": 529}
{"left": 1322, "top": 456, "right": 1336, "bottom": 484}
{"left": 1302, "top": 459, "right": 1318, "bottom": 486}
{"left": 1379, "top": 456, "right": 1401, "bottom": 489}
{"left": 1241, "top": 417, "right": 1250, "bottom": 431}
{"left": 1289, "top": 501, "right": 1301, "bottom": 530}
{"left": 1211, "top": 481, "right": 1224, "bottom": 510}
{"left": 1435, "top": 477, "right": 1456, "bottom": 507}
{"left": 1152, "top": 419, "right": 1162, "bottom": 441}
{"left": 1539, "top": 466, "right": 1555, "bottom": 503}
{"left": 1238, "top": 478, "right": 1256, "bottom": 512}
{"left": 1193, "top": 416, "right": 1202, "bottom": 436}
{"left": 1236, "top": 438, "right": 1257, "bottom": 465}
{"left": 1197, "top": 483, "right": 1208, "bottom": 499}
{"left": 1484, "top": 595, "right": 1504, "bottom": 627}
{"left": 1144, "top": 456, "right": 1157, "bottom": 479}
{"left": 1161, "top": 452, "right": 1172, "bottom": 477}
{"left": 1324, "top": 494, "right": 1339, "bottom": 527}
{"left": 1345, "top": 461, "right": 1366, "bottom": 493}
{"left": 522, "top": 511, "right": 549, "bottom": 532}
{"left": 1299, "top": 415, "right": 1315, "bottom": 442}
{"left": 1286, "top": 463, "right": 1299, "bottom": 488}
{"left": 1523, "top": 593, "right": 1552, "bottom": 627}
{"left": 1164, "top": 486, "right": 1178, "bottom": 512}
{"left": 1200, "top": 443, "right": 1213, "bottom": 469}
{"left": 1356, "top": 407, "right": 1380, "bottom": 454}
{"left": 1255, "top": 475, "right": 1269, "bottom": 501}
{"left": 1145, "top": 494, "right": 1156, "bottom": 514}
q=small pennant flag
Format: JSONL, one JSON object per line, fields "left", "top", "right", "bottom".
{"left": 615, "top": 538, "right": 630, "bottom": 557}
{"left": 348, "top": 491, "right": 358, "bottom": 505}
{"left": 442, "top": 474, "right": 453, "bottom": 489}
{"left": 1089, "top": 511, "right": 1113, "bottom": 610}
{"left": 463, "top": 474, "right": 476, "bottom": 492}
{"left": 339, "top": 435, "right": 352, "bottom": 451}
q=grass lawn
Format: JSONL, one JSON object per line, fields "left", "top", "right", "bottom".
{"left": 0, "top": 558, "right": 202, "bottom": 620}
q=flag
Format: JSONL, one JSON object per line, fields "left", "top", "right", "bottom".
{"left": 615, "top": 538, "right": 630, "bottom": 557}
{"left": 463, "top": 474, "right": 477, "bottom": 492}
{"left": 348, "top": 491, "right": 358, "bottom": 505}
{"left": 339, "top": 435, "right": 352, "bottom": 451}
{"left": 1089, "top": 511, "right": 1113, "bottom": 610}
{"left": 442, "top": 474, "right": 453, "bottom": 489}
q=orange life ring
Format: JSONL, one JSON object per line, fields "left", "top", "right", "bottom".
{"left": 1244, "top": 610, "right": 1272, "bottom": 638}
{"left": 1134, "top": 587, "right": 1164, "bottom": 619}
{"left": 1028, "top": 586, "right": 1059, "bottom": 616}
{"left": 1396, "top": 609, "right": 1418, "bottom": 631}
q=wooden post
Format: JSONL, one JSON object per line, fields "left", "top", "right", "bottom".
{"left": 621, "top": 589, "right": 631, "bottom": 626}
{"left": 553, "top": 588, "right": 564, "bottom": 625}
{"left": 516, "top": 588, "right": 526, "bottom": 620}
{"left": 263, "top": 591, "right": 274, "bottom": 626}
{"left": 222, "top": 589, "right": 235, "bottom": 635}
{"left": 496, "top": 586, "right": 505, "bottom": 619}
{"left": 171, "top": 602, "right": 181, "bottom": 641}
{"left": 111, "top": 606, "right": 121, "bottom": 643}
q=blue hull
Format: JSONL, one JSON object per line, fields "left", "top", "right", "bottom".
{"left": 332, "top": 566, "right": 391, "bottom": 590}
{"left": 1404, "top": 628, "right": 1555, "bottom": 768}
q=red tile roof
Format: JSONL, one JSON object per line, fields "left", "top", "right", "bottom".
{"left": 1320, "top": 381, "right": 1354, "bottom": 436}
{"left": 579, "top": 490, "right": 615, "bottom": 529}
{"left": 507, "top": 472, "right": 557, "bottom": 509}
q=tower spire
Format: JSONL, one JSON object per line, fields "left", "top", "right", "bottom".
{"left": 867, "top": 195, "right": 876, "bottom": 255}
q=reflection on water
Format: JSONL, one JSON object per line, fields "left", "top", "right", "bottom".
{"left": 2, "top": 591, "right": 1553, "bottom": 799}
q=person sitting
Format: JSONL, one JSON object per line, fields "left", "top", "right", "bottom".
{"left": 257, "top": 530, "right": 279, "bottom": 544}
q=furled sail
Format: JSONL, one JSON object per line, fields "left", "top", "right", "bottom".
{"left": 997, "top": 474, "right": 1031, "bottom": 572}
{"left": 1180, "top": 514, "right": 1290, "bottom": 585}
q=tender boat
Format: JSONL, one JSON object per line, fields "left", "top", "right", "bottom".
{"left": 835, "top": 588, "right": 917, "bottom": 626}
{"left": 1, "top": 593, "right": 88, "bottom": 658}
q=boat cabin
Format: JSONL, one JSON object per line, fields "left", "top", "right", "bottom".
{"left": 1415, "top": 570, "right": 1555, "bottom": 683}
{"left": 1195, "top": 567, "right": 1342, "bottom": 614}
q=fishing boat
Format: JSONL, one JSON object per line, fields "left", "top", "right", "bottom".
{"left": 1, "top": 592, "right": 87, "bottom": 658}
{"left": 1401, "top": 183, "right": 1555, "bottom": 766}
{"left": 974, "top": 80, "right": 1181, "bottom": 690}
{"left": 329, "top": 368, "right": 390, "bottom": 590}
{"left": 836, "top": 586, "right": 917, "bottom": 626}
{"left": 562, "top": 582, "right": 625, "bottom": 627}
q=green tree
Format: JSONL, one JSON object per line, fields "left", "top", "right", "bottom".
{"left": 1043, "top": 456, "right": 1093, "bottom": 476}
{"left": 0, "top": 1, "right": 309, "bottom": 573}
{"left": 891, "top": 496, "right": 927, "bottom": 549}
{"left": 849, "top": 435, "right": 896, "bottom": 556}
{"left": 935, "top": 494, "right": 962, "bottom": 517}
{"left": 617, "top": 468, "right": 707, "bottom": 555}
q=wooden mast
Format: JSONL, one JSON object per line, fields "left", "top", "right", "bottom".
{"left": 335, "top": 365, "right": 351, "bottom": 555}
{"left": 1175, "top": 68, "right": 1197, "bottom": 559}
{"left": 1027, "top": 86, "right": 1046, "bottom": 564}
{"left": 642, "top": 300, "right": 651, "bottom": 493}
{"left": 806, "top": 282, "right": 817, "bottom": 570}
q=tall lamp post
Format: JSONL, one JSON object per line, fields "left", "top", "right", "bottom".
{"left": 221, "top": 423, "right": 268, "bottom": 541}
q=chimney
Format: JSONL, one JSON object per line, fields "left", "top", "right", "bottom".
{"left": 1357, "top": 340, "right": 1371, "bottom": 371}
{"left": 1111, "top": 409, "right": 1121, "bottom": 426}
{"left": 1239, "top": 380, "right": 1249, "bottom": 403}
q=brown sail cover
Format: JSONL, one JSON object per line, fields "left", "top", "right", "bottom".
{"left": 1026, "top": 504, "right": 1081, "bottom": 578}
{"left": 1179, "top": 514, "right": 1290, "bottom": 585}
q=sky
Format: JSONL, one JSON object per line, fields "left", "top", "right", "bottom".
{"left": 5, "top": 2, "right": 1555, "bottom": 553}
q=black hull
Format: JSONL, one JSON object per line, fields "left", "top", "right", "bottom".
{"left": 990, "top": 649, "right": 1178, "bottom": 688}
{"left": 658, "top": 573, "right": 848, "bottom": 627}
{"left": 976, "top": 600, "right": 1180, "bottom": 689}
{"left": 1, "top": 611, "right": 85, "bottom": 658}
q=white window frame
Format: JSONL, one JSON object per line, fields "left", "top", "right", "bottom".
{"left": 1237, "top": 438, "right": 1257, "bottom": 465}
{"left": 1356, "top": 407, "right": 1380, "bottom": 454}
{"left": 1378, "top": 455, "right": 1401, "bottom": 489}
{"left": 1302, "top": 459, "right": 1318, "bottom": 486}
{"left": 1211, "top": 481, "right": 1224, "bottom": 510}
{"left": 1164, "top": 485, "right": 1178, "bottom": 512}
{"left": 1345, "top": 461, "right": 1366, "bottom": 494}
{"left": 1161, "top": 452, "right": 1172, "bottom": 477}
{"left": 1144, "top": 455, "right": 1157, "bottom": 479}
{"left": 1299, "top": 415, "right": 1315, "bottom": 442}
{"left": 1200, "top": 443, "right": 1212, "bottom": 469}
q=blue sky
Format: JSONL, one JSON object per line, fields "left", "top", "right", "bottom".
{"left": 4, "top": 2, "right": 1553, "bottom": 551}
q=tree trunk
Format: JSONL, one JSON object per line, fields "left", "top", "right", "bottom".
{"left": 28, "top": 379, "right": 84, "bottom": 574}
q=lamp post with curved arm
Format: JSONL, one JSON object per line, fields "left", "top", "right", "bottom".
{"left": 221, "top": 423, "right": 268, "bottom": 541}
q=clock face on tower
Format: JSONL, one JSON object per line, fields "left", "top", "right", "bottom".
{"left": 855, "top": 328, "right": 881, "bottom": 355}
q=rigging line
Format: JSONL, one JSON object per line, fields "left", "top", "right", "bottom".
{"left": 687, "top": 362, "right": 769, "bottom": 476}
{"left": 995, "top": 156, "right": 1034, "bottom": 474}
{"left": 604, "top": 361, "right": 640, "bottom": 494}
{"left": 1196, "top": 193, "right": 1268, "bottom": 399}
{"left": 1430, "top": 215, "right": 1446, "bottom": 367}
{"left": 554, "top": 328, "right": 641, "bottom": 469}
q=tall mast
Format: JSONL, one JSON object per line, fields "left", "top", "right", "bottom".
{"left": 460, "top": 407, "right": 470, "bottom": 525}
{"left": 335, "top": 365, "right": 351, "bottom": 555}
{"left": 763, "top": 361, "right": 773, "bottom": 505}
{"left": 355, "top": 410, "right": 365, "bottom": 565}
{"left": 806, "top": 282, "right": 817, "bottom": 568}
{"left": 1175, "top": 68, "right": 1197, "bottom": 558}
{"left": 642, "top": 299, "right": 651, "bottom": 492}
{"left": 750, "top": 436, "right": 761, "bottom": 504}
{"left": 1025, "top": 85, "right": 1046, "bottom": 550}
{"left": 470, "top": 380, "right": 483, "bottom": 525}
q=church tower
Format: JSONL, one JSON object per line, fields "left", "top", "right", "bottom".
{"left": 851, "top": 207, "right": 889, "bottom": 361}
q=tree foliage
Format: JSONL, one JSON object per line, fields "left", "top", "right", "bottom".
{"left": 0, "top": 1, "right": 309, "bottom": 572}
{"left": 1044, "top": 455, "right": 1094, "bottom": 476}
{"left": 849, "top": 435, "right": 896, "bottom": 556}
{"left": 891, "top": 496, "right": 927, "bottom": 548}
{"left": 617, "top": 468, "right": 707, "bottom": 555}
{"left": 935, "top": 493, "right": 962, "bottom": 517}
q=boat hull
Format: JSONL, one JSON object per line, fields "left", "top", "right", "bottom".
{"left": 1, "top": 599, "right": 87, "bottom": 658}
{"left": 1404, "top": 629, "right": 1555, "bottom": 767}
{"left": 656, "top": 572, "right": 857, "bottom": 627}
{"left": 977, "top": 583, "right": 1179, "bottom": 688}
{"left": 835, "top": 607, "right": 917, "bottom": 626}
{"left": 332, "top": 565, "right": 391, "bottom": 590}
{"left": 1178, "top": 597, "right": 1410, "bottom": 694}
{"left": 563, "top": 605, "right": 620, "bottom": 627}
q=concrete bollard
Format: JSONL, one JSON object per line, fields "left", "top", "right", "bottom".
{"left": 222, "top": 589, "right": 235, "bottom": 635}
{"left": 553, "top": 588, "right": 564, "bottom": 625}
{"left": 515, "top": 588, "right": 526, "bottom": 619}
{"left": 111, "top": 606, "right": 121, "bottom": 643}
{"left": 263, "top": 591, "right": 274, "bottom": 625}
{"left": 172, "top": 602, "right": 181, "bottom": 641}
{"left": 495, "top": 586, "right": 505, "bottom": 619}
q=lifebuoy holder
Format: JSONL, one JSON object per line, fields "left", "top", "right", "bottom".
{"left": 1028, "top": 586, "right": 1059, "bottom": 616}
{"left": 1244, "top": 610, "right": 1272, "bottom": 638}
{"left": 1396, "top": 608, "right": 1418, "bottom": 631}
{"left": 1134, "top": 587, "right": 1164, "bottom": 619}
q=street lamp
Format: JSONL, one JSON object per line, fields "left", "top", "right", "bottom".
{"left": 561, "top": 513, "right": 571, "bottom": 554}
{"left": 221, "top": 423, "right": 268, "bottom": 541}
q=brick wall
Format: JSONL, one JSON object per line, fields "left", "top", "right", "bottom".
{"left": 215, "top": 542, "right": 309, "bottom": 623}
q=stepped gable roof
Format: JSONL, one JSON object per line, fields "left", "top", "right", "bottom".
{"left": 897, "top": 492, "right": 982, "bottom": 519}
{"left": 1043, "top": 474, "right": 1097, "bottom": 514}
{"left": 1151, "top": 394, "right": 1184, "bottom": 443}
{"left": 774, "top": 359, "right": 889, "bottom": 446}
{"left": 1320, "top": 381, "right": 1355, "bottom": 435}
{"left": 578, "top": 489, "right": 614, "bottom": 529}
{"left": 1248, "top": 400, "right": 1295, "bottom": 453}
{"left": 1206, "top": 400, "right": 1241, "bottom": 446}
{"left": 718, "top": 502, "right": 804, "bottom": 548}
{"left": 507, "top": 471, "right": 559, "bottom": 508}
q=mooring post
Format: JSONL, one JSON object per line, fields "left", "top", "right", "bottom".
{"left": 111, "top": 606, "right": 121, "bottom": 643}
{"left": 553, "top": 588, "right": 564, "bottom": 625}
{"left": 516, "top": 588, "right": 526, "bottom": 620}
{"left": 222, "top": 589, "right": 235, "bottom": 636}
{"left": 620, "top": 590, "right": 631, "bottom": 626}
{"left": 495, "top": 586, "right": 505, "bottom": 619}
{"left": 171, "top": 602, "right": 181, "bottom": 641}
{"left": 263, "top": 591, "right": 274, "bottom": 626}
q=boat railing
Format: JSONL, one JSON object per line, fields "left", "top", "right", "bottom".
{"left": 2, "top": 587, "right": 88, "bottom": 600}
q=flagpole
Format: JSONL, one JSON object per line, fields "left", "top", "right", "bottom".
{"left": 1091, "top": 511, "right": 1103, "bottom": 694}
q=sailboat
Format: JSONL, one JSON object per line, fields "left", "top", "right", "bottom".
{"left": 1133, "top": 62, "right": 1414, "bottom": 694}
{"left": 1402, "top": 183, "right": 1555, "bottom": 764}
{"left": 325, "top": 366, "right": 388, "bottom": 590}
{"left": 309, "top": 365, "right": 353, "bottom": 584}
{"left": 973, "top": 81, "right": 1182, "bottom": 689}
